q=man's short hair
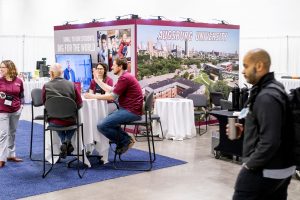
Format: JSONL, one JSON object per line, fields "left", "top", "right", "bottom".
{"left": 50, "top": 63, "right": 63, "bottom": 77}
{"left": 115, "top": 58, "right": 128, "bottom": 70}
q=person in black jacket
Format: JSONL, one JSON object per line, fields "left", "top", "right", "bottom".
{"left": 230, "top": 48, "right": 295, "bottom": 200}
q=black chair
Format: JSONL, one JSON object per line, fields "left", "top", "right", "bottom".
{"left": 30, "top": 88, "right": 44, "bottom": 161}
{"left": 149, "top": 113, "right": 164, "bottom": 139}
{"left": 43, "top": 96, "right": 87, "bottom": 178}
{"left": 187, "top": 94, "right": 208, "bottom": 135}
{"left": 113, "top": 99, "right": 164, "bottom": 141}
{"left": 209, "top": 92, "right": 224, "bottom": 110}
{"left": 220, "top": 99, "right": 232, "bottom": 110}
{"left": 132, "top": 114, "right": 164, "bottom": 141}
{"left": 112, "top": 91, "right": 155, "bottom": 171}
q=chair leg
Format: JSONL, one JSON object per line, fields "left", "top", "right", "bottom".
{"left": 78, "top": 125, "right": 87, "bottom": 178}
{"left": 136, "top": 119, "right": 163, "bottom": 142}
{"left": 30, "top": 119, "right": 34, "bottom": 160}
{"left": 68, "top": 125, "right": 87, "bottom": 178}
{"left": 77, "top": 126, "right": 81, "bottom": 178}
{"left": 196, "top": 113, "right": 208, "bottom": 136}
{"left": 145, "top": 123, "right": 154, "bottom": 168}
{"left": 158, "top": 120, "right": 164, "bottom": 139}
{"left": 112, "top": 122, "right": 154, "bottom": 171}
{"left": 149, "top": 121, "right": 156, "bottom": 162}
{"left": 30, "top": 105, "right": 34, "bottom": 160}
{"left": 30, "top": 120, "right": 42, "bottom": 161}
{"left": 205, "top": 114, "right": 208, "bottom": 131}
{"left": 43, "top": 130, "right": 54, "bottom": 178}
{"left": 134, "top": 125, "right": 139, "bottom": 138}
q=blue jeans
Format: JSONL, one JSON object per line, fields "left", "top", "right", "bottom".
{"left": 49, "top": 123, "right": 75, "bottom": 143}
{"left": 97, "top": 108, "right": 141, "bottom": 147}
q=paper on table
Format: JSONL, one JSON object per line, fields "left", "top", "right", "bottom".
{"left": 233, "top": 111, "right": 240, "bottom": 117}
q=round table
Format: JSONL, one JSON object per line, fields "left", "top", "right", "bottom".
{"left": 153, "top": 98, "right": 196, "bottom": 140}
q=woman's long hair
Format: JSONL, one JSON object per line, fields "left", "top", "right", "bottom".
{"left": 96, "top": 62, "right": 108, "bottom": 81}
{"left": 1, "top": 60, "right": 18, "bottom": 79}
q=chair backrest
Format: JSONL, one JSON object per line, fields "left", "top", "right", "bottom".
{"left": 220, "top": 99, "right": 232, "bottom": 110}
{"left": 187, "top": 94, "right": 208, "bottom": 108}
{"left": 45, "top": 96, "right": 78, "bottom": 119}
{"left": 210, "top": 92, "right": 224, "bottom": 106}
{"left": 31, "top": 88, "right": 43, "bottom": 107}
{"left": 144, "top": 91, "right": 154, "bottom": 113}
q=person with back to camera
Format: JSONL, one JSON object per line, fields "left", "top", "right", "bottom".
{"left": 84, "top": 58, "right": 143, "bottom": 154}
{"left": 42, "top": 63, "right": 82, "bottom": 159}
{"left": 0, "top": 60, "right": 24, "bottom": 168}
{"left": 228, "top": 48, "right": 295, "bottom": 200}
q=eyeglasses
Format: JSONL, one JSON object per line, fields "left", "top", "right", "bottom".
{"left": 96, "top": 68, "right": 104, "bottom": 71}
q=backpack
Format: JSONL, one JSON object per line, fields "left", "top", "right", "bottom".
{"left": 289, "top": 87, "right": 300, "bottom": 166}
{"left": 267, "top": 83, "right": 300, "bottom": 166}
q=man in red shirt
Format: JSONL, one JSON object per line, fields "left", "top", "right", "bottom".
{"left": 84, "top": 58, "right": 143, "bottom": 154}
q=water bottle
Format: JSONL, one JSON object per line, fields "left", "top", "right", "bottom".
{"left": 231, "top": 85, "right": 240, "bottom": 111}
{"left": 239, "top": 84, "right": 249, "bottom": 110}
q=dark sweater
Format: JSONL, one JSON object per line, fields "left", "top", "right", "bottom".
{"left": 42, "top": 77, "right": 82, "bottom": 126}
{"left": 243, "top": 72, "right": 294, "bottom": 170}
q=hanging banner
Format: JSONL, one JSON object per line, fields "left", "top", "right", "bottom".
{"left": 54, "top": 24, "right": 135, "bottom": 81}
{"left": 137, "top": 23, "right": 240, "bottom": 89}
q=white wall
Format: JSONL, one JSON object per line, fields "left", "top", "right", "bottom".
{"left": 1, "top": 0, "right": 300, "bottom": 36}
{"left": 1, "top": 0, "right": 300, "bottom": 77}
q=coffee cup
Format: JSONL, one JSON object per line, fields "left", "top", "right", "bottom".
{"left": 228, "top": 117, "right": 238, "bottom": 140}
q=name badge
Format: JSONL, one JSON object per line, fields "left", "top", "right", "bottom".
{"left": 4, "top": 95, "right": 13, "bottom": 106}
{"left": 4, "top": 99, "right": 12, "bottom": 106}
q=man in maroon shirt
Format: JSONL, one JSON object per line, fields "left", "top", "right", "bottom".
{"left": 42, "top": 63, "right": 82, "bottom": 158}
{"left": 84, "top": 58, "right": 143, "bottom": 154}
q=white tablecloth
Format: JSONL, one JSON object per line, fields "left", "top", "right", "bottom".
{"left": 79, "top": 98, "right": 109, "bottom": 163}
{"left": 153, "top": 98, "right": 196, "bottom": 140}
{"left": 278, "top": 78, "right": 300, "bottom": 93}
{"left": 23, "top": 80, "right": 48, "bottom": 103}
{"left": 45, "top": 98, "right": 109, "bottom": 166}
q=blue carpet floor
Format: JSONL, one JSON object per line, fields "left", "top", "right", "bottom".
{"left": 0, "top": 120, "right": 187, "bottom": 200}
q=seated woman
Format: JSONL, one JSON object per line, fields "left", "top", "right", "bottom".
{"left": 88, "top": 63, "right": 117, "bottom": 114}
{"left": 89, "top": 63, "right": 113, "bottom": 94}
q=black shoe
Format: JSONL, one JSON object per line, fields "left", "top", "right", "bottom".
{"left": 67, "top": 142, "right": 74, "bottom": 155}
{"left": 116, "top": 138, "right": 135, "bottom": 155}
{"left": 115, "top": 145, "right": 123, "bottom": 155}
{"left": 60, "top": 143, "right": 67, "bottom": 159}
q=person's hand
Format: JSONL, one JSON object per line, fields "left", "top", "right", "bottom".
{"left": 93, "top": 69, "right": 99, "bottom": 81}
{"left": 83, "top": 92, "right": 95, "bottom": 99}
{"left": 226, "top": 123, "right": 244, "bottom": 139}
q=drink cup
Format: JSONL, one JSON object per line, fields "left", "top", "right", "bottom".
{"left": 228, "top": 117, "right": 238, "bottom": 140}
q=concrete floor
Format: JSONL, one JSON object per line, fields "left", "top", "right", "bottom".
{"left": 19, "top": 105, "right": 300, "bottom": 200}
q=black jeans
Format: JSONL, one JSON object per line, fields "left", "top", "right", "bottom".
{"left": 233, "top": 167, "right": 292, "bottom": 200}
